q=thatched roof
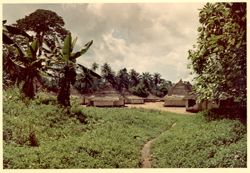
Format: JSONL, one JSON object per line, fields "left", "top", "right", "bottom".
{"left": 121, "top": 89, "right": 143, "bottom": 99}
{"left": 168, "top": 79, "right": 192, "bottom": 96}
{"left": 146, "top": 93, "right": 161, "bottom": 100}
{"left": 144, "top": 93, "right": 162, "bottom": 102}
{"left": 90, "top": 82, "right": 123, "bottom": 99}
{"left": 84, "top": 82, "right": 125, "bottom": 107}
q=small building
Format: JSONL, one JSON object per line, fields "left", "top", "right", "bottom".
{"left": 144, "top": 93, "right": 162, "bottom": 102}
{"left": 85, "top": 82, "right": 125, "bottom": 107}
{"left": 164, "top": 95, "right": 186, "bottom": 107}
{"left": 122, "top": 90, "right": 144, "bottom": 104}
{"left": 164, "top": 79, "right": 192, "bottom": 107}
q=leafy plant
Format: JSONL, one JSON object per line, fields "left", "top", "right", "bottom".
{"left": 3, "top": 20, "right": 46, "bottom": 98}
{"left": 188, "top": 3, "right": 246, "bottom": 105}
{"left": 44, "top": 33, "right": 93, "bottom": 107}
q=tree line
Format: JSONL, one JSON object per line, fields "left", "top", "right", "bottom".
{"left": 73, "top": 62, "right": 172, "bottom": 97}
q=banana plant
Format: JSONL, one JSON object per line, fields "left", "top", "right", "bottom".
{"left": 45, "top": 33, "right": 93, "bottom": 107}
{"left": 3, "top": 20, "right": 46, "bottom": 98}
{"left": 14, "top": 39, "right": 46, "bottom": 99}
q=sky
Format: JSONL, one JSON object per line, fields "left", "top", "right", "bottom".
{"left": 3, "top": 3, "right": 205, "bottom": 83}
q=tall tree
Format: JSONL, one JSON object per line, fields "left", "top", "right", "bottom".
{"left": 129, "top": 69, "right": 140, "bottom": 87}
{"left": 188, "top": 2, "right": 246, "bottom": 105}
{"left": 101, "top": 63, "right": 117, "bottom": 88}
{"left": 117, "top": 68, "right": 130, "bottom": 91}
{"left": 153, "top": 73, "right": 161, "bottom": 86}
{"left": 141, "top": 72, "right": 152, "bottom": 91}
{"left": 15, "top": 9, "right": 68, "bottom": 52}
{"left": 74, "top": 64, "right": 101, "bottom": 94}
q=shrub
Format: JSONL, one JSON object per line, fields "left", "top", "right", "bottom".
{"left": 202, "top": 106, "right": 246, "bottom": 124}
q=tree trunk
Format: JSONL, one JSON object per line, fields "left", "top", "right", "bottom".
{"left": 57, "top": 66, "right": 71, "bottom": 107}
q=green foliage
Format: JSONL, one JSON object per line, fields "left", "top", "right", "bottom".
{"left": 130, "top": 82, "right": 149, "bottom": 97}
{"left": 3, "top": 21, "right": 46, "bottom": 99}
{"left": 201, "top": 106, "right": 246, "bottom": 124}
{"left": 3, "top": 88, "right": 175, "bottom": 168}
{"left": 188, "top": 3, "right": 246, "bottom": 104}
{"left": 47, "top": 32, "right": 93, "bottom": 107}
{"left": 15, "top": 9, "right": 68, "bottom": 47}
{"left": 151, "top": 114, "right": 247, "bottom": 168}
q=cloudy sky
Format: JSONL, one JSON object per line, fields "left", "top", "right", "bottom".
{"left": 3, "top": 3, "right": 205, "bottom": 83}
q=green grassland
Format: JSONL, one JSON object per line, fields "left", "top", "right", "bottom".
{"left": 3, "top": 88, "right": 247, "bottom": 168}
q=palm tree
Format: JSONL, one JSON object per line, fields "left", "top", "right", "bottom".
{"left": 117, "top": 68, "right": 130, "bottom": 91}
{"left": 153, "top": 73, "right": 161, "bottom": 86}
{"left": 129, "top": 69, "right": 140, "bottom": 87}
{"left": 141, "top": 72, "right": 152, "bottom": 91}
{"left": 101, "top": 63, "right": 117, "bottom": 87}
{"left": 75, "top": 64, "right": 101, "bottom": 94}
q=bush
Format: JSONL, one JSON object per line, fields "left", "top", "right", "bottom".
{"left": 130, "top": 83, "right": 149, "bottom": 97}
{"left": 202, "top": 106, "right": 246, "bottom": 124}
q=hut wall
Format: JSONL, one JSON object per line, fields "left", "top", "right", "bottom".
{"left": 130, "top": 99, "right": 144, "bottom": 104}
{"left": 124, "top": 97, "right": 144, "bottom": 104}
{"left": 113, "top": 99, "right": 125, "bottom": 106}
{"left": 93, "top": 100, "right": 114, "bottom": 107}
{"left": 164, "top": 99, "right": 186, "bottom": 107}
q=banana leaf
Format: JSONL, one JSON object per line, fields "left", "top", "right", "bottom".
{"left": 62, "top": 33, "right": 72, "bottom": 61}
{"left": 70, "top": 40, "right": 93, "bottom": 60}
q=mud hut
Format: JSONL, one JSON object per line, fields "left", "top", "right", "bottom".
{"left": 164, "top": 79, "right": 192, "bottom": 107}
{"left": 122, "top": 90, "right": 144, "bottom": 104}
{"left": 86, "top": 82, "right": 125, "bottom": 107}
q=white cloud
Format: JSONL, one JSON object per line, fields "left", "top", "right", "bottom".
{"left": 3, "top": 3, "right": 205, "bottom": 82}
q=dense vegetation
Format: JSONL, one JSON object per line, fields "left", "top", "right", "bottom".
{"left": 188, "top": 3, "right": 246, "bottom": 105}
{"left": 3, "top": 88, "right": 247, "bottom": 168}
{"left": 151, "top": 113, "right": 247, "bottom": 167}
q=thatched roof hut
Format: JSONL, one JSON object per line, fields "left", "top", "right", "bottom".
{"left": 164, "top": 79, "right": 193, "bottom": 107}
{"left": 168, "top": 79, "right": 192, "bottom": 96}
{"left": 85, "top": 82, "right": 125, "bottom": 107}
{"left": 164, "top": 95, "right": 186, "bottom": 107}
{"left": 122, "top": 90, "right": 144, "bottom": 104}
{"left": 144, "top": 93, "right": 162, "bottom": 102}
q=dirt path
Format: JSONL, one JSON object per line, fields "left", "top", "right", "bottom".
{"left": 140, "top": 122, "right": 176, "bottom": 168}
{"left": 127, "top": 102, "right": 194, "bottom": 115}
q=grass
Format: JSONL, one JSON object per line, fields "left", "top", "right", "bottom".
{"left": 151, "top": 113, "right": 247, "bottom": 168}
{"left": 3, "top": 87, "right": 247, "bottom": 168}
